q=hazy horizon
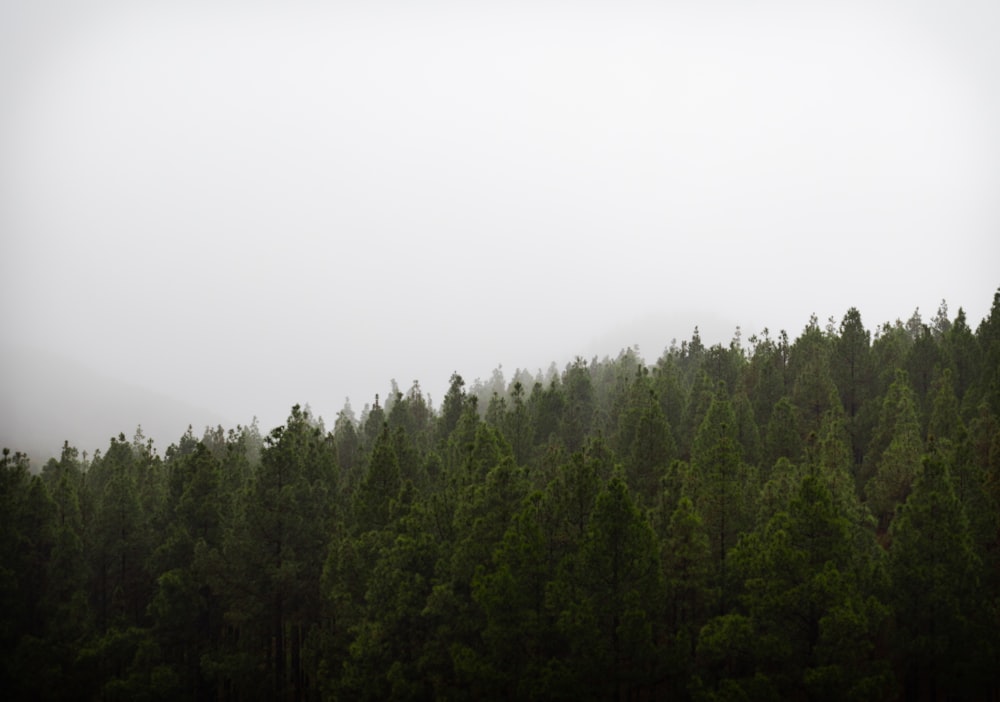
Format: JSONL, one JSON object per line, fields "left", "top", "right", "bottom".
{"left": 3, "top": 0, "right": 998, "bottom": 459}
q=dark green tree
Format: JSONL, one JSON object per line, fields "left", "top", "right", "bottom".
{"left": 685, "top": 388, "right": 751, "bottom": 613}
{"left": 745, "top": 328, "right": 791, "bottom": 429}
{"left": 659, "top": 495, "right": 713, "bottom": 697}
{"left": 652, "top": 353, "right": 688, "bottom": 452}
{"left": 831, "top": 307, "right": 874, "bottom": 467}
{"left": 763, "top": 396, "right": 803, "bottom": 476}
{"left": 712, "top": 475, "right": 892, "bottom": 700}
{"left": 865, "top": 375, "right": 923, "bottom": 531}
{"left": 437, "top": 372, "right": 468, "bottom": 445}
{"left": 888, "top": 450, "right": 991, "bottom": 699}
{"left": 976, "top": 289, "right": 1000, "bottom": 415}
{"left": 561, "top": 357, "right": 595, "bottom": 453}
{"left": 548, "top": 476, "right": 664, "bottom": 700}
{"left": 942, "top": 307, "right": 981, "bottom": 407}
{"left": 502, "top": 380, "right": 534, "bottom": 466}
{"left": 615, "top": 368, "right": 676, "bottom": 503}
{"left": 218, "top": 405, "right": 337, "bottom": 700}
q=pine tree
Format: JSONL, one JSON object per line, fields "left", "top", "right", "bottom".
{"left": 615, "top": 368, "right": 676, "bottom": 503}
{"left": 732, "top": 390, "right": 762, "bottom": 469}
{"left": 686, "top": 388, "right": 752, "bottom": 613}
{"left": 865, "top": 377, "right": 923, "bottom": 532}
{"left": 353, "top": 425, "right": 401, "bottom": 534}
{"left": 745, "top": 328, "right": 791, "bottom": 430}
{"left": 942, "top": 307, "right": 981, "bottom": 407}
{"left": 220, "top": 406, "right": 337, "bottom": 700}
{"left": 437, "top": 372, "right": 468, "bottom": 445}
{"left": 700, "top": 474, "right": 891, "bottom": 700}
{"left": 888, "top": 450, "right": 990, "bottom": 698}
{"left": 549, "top": 476, "right": 664, "bottom": 700}
{"left": 763, "top": 396, "right": 803, "bottom": 476}
{"left": 660, "top": 495, "right": 713, "bottom": 697}
{"left": 502, "top": 380, "right": 534, "bottom": 467}
{"left": 976, "top": 289, "right": 1000, "bottom": 415}
{"left": 561, "top": 357, "right": 595, "bottom": 453}
{"left": 831, "top": 308, "right": 874, "bottom": 467}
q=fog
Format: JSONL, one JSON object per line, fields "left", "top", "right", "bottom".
{"left": 2, "top": 0, "right": 998, "bottom": 459}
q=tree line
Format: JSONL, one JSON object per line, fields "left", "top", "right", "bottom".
{"left": 2, "top": 293, "right": 1000, "bottom": 700}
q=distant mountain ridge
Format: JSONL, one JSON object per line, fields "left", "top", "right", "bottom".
{"left": 0, "top": 345, "right": 231, "bottom": 466}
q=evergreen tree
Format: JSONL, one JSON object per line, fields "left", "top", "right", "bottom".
{"left": 530, "top": 378, "right": 566, "bottom": 449}
{"left": 888, "top": 450, "right": 991, "bottom": 698}
{"left": 660, "top": 495, "right": 713, "bottom": 697}
{"left": 861, "top": 370, "right": 918, "bottom": 492}
{"left": 713, "top": 475, "right": 892, "bottom": 700}
{"left": 942, "top": 307, "right": 981, "bottom": 407}
{"left": 831, "top": 307, "right": 874, "bottom": 467}
{"left": 976, "top": 289, "right": 1000, "bottom": 415}
{"left": 763, "top": 396, "right": 803, "bottom": 475}
{"left": 905, "top": 323, "right": 944, "bottom": 429}
{"left": 87, "top": 435, "right": 151, "bottom": 632}
{"left": 926, "top": 367, "right": 962, "bottom": 446}
{"left": 870, "top": 322, "right": 911, "bottom": 405}
{"left": 502, "top": 380, "right": 534, "bottom": 466}
{"left": 340, "top": 504, "right": 440, "bottom": 701}
{"left": 732, "top": 390, "right": 761, "bottom": 469}
{"left": 472, "top": 492, "right": 558, "bottom": 699}
{"left": 147, "top": 441, "right": 224, "bottom": 700}
{"left": 652, "top": 353, "right": 688, "bottom": 453}
{"left": 333, "top": 401, "right": 361, "bottom": 486}
{"left": 679, "top": 370, "right": 716, "bottom": 459}
{"left": 561, "top": 357, "right": 595, "bottom": 453}
{"left": 437, "top": 372, "right": 467, "bottom": 445}
{"left": 354, "top": 426, "right": 401, "bottom": 535}
{"left": 745, "top": 328, "right": 791, "bottom": 430}
{"left": 615, "top": 368, "right": 676, "bottom": 503}
{"left": 548, "top": 476, "right": 664, "bottom": 700}
{"left": 865, "top": 376, "right": 923, "bottom": 531}
{"left": 790, "top": 349, "right": 839, "bottom": 443}
{"left": 219, "top": 405, "right": 337, "bottom": 700}
{"left": 686, "top": 389, "right": 751, "bottom": 612}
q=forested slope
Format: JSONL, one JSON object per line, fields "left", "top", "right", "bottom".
{"left": 3, "top": 293, "right": 1000, "bottom": 701}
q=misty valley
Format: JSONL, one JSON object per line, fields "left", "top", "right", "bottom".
{"left": 3, "top": 292, "right": 1000, "bottom": 701}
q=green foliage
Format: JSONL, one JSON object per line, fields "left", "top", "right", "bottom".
{"left": 887, "top": 450, "right": 994, "bottom": 698}
{"left": 715, "top": 475, "right": 892, "bottom": 700}
{"left": 763, "top": 396, "right": 802, "bottom": 473}
{"left": 548, "top": 475, "right": 665, "bottom": 700}
{"left": 686, "top": 389, "right": 753, "bottom": 612}
{"left": 4, "top": 291, "right": 1000, "bottom": 700}
{"left": 615, "top": 368, "right": 677, "bottom": 503}
{"left": 864, "top": 374, "right": 923, "bottom": 531}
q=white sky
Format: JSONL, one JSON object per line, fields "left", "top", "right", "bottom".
{"left": 2, "top": 0, "right": 999, "bottom": 450}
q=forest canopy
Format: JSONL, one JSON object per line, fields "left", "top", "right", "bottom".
{"left": 3, "top": 292, "right": 1000, "bottom": 700}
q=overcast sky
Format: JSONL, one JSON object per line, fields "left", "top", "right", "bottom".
{"left": 2, "top": 0, "right": 998, "bottom": 454}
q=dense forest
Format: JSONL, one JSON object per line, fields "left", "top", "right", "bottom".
{"left": 3, "top": 293, "right": 1000, "bottom": 701}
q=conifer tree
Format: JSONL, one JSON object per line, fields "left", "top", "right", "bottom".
{"left": 865, "top": 376, "right": 923, "bottom": 531}
{"left": 716, "top": 475, "right": 892, "bottom": 700}
{"left": 220, "top": 405, "right": 337, "bottom": 700}
{"left": 549, "top": 476, "right": 664, "bottom": 700}
{"left": 732, "top": 390, "right": 761, "bottom": 468}
{"left": 888, "top": 450, "right": 991, "bottom": 698}
{"left": 502, "top": 380, "right": 534, "bottom": 467}
{"left": 942, "top": 307, "right": 981, "bottom": 407}
{"left": 686, "top": 388, "right": 751, "bottom": 612}
{"left": 763, "top": 396, "right": 803, "bottom": 477}
{"left": 832, "top": 307, "right": 874, "bottom": 467}
{"left": 561, "top": 357, "right": 595, "bottom": 453}
{"left": 660, "top": 495, "right": 713, "bottom": 696}
{"left": 616, "top": 368, "right": 676, "bottom": 503}
{"left": 976, "top": 289, "right": 1000, "bottom": 415}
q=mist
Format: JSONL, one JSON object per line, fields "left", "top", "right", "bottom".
{"left": 2, "top": 0, "right": 999, "bottom": 458}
